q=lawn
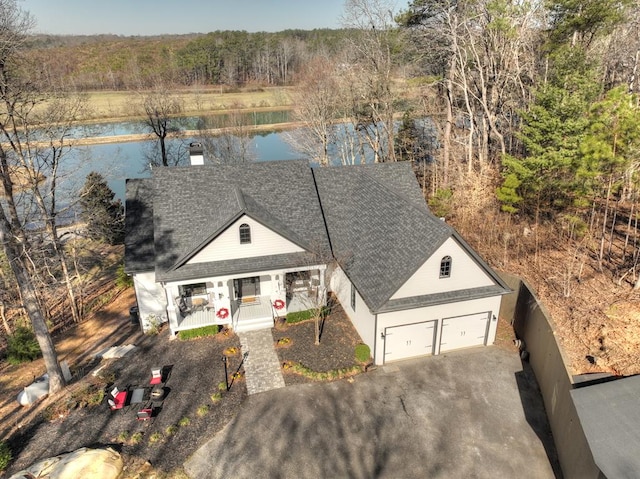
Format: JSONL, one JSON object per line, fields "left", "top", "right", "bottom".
{"left": 80, "top": 86, "right": 295, "bottom": 122}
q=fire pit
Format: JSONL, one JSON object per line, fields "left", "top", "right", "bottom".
{"left": 151, "top": 387, "right": 165, "bottom": 400}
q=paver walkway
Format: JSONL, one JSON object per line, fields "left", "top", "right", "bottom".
{"left": 238, "top": 329, "right": 285, "bottom": 395}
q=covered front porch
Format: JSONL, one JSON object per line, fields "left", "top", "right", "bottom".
{"left": 174, "top": 296, "right": 276, "bottom": 333}
{"left": 175, "top": 307, "right": 228, "bottom": 332}
{"left": 166, "top": 265, "right": 326, "bottom": 335}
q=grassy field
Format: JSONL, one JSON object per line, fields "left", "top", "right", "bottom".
{"left": 79, "top": 85, "right": 295, "bottom": 122}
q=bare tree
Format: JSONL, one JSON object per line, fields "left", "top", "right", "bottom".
{"left": 139, "top": 82, "right": 184, "bottom": 167}
{"left": 0, "top": 0, "right": 65, "bottom": 392}
{"left": 341, "top": 0, "right": 404, "bottom": 163}
{"left": 285, "top": 267, "right": 333, "bottom": 346}
{"left": 286, "top": 55, "right": 340, "bottom": 166}
{"left": 196, "top": 110, "right": 257, "bottom": 164}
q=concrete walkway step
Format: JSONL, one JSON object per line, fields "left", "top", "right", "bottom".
{"left": 238, "top": 329, "right": 285, "bottom": 395}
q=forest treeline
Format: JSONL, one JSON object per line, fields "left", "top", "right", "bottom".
{"left": 25, "top": 29, "right": 353, "bottom": 89}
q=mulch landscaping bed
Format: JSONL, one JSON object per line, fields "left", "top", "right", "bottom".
{"left": 4, "top": 301, "right": 367, "bottom": 476}
{"left": 272, "top": 301, "right": 367, "bottom": 386}
{"left": 5, "top": 327, "right": 246, "bottom": 476}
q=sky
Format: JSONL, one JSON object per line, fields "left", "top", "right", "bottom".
{"left": 20, "top": 0, "right": 349, "bottom": 36}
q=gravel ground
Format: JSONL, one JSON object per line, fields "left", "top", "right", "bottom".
{"left": 6, "top": 327, "right": 246, "bottom": 476}
{"left": 5, "top": 304, "right": 365, "bottom": 476}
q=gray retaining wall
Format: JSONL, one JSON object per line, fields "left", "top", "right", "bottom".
{"left": 498, "top": 272, "right": 601, "bottom": 479}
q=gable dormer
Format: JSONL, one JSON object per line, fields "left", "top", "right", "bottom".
{"left": 187, "top": 215, "right": 305, "bottom": 264}
{"left": 390, "top": 236, "right": 495, "bottom": 300}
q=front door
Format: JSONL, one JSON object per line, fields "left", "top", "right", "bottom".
{"left": 234, "top": 276, "right": 260, "bottom": 301}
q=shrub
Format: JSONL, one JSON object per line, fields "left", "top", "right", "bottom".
{"left": 428, "top": 188, "right": 453, "bottom": 218}
{"left": 115, "top": 263, "right": 133, "bottom": 288}
{"left": 178, "top": 417, "right": 191, "bottom": 427}
{"left": 130, "top": 432, "right": 143, "bottom": 444}
{"left": 0, "top": 441, "right": 11, "bottom": 472}
{"left": 282, "top": 361, "right": 362, "bottom": 381}
{"left": 7, "top": 326, "right": 41, "bottom": 365}
{"left": 355, "top": 343, "right": 371, "bottom": 363}
{"left": 116, "top": 431, "right": 129, "bottom": 443}
{"left": 197, "top": 405, "right": 209, "bottom": 417}
{"left": 286, "top": 307, "right": 330, "bottom": 324}
{"left": 149, "top": 432, "right": 163, "bottom": 444}
{"left": 165, "top": 425, "right": 178, "bottom": 436}
{"left": 286, "top": 309, "right": 313, "bottom": 323}
{"left": 178, "top": 325, "right": 219, "bottom": 340}
{"left": 211, "top": 392, "right": 222, "bottom": 402}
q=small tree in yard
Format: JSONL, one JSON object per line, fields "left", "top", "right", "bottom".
{"left": 286, "top": 269, "right": 332, "bottom": 346}
{"left": 79, "top": 172, "right": 124, "bottom": 245}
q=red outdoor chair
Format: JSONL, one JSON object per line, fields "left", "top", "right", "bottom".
{"left": 109, "top": 386, "right": 128, "bottom": 410}
{"left": 136, "top": 407, "right": 153, "bottom": 421}
{"left": 149, "top": 367, "right": 163, "bottom": 385}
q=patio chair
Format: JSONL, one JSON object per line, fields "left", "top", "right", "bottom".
{"left": 136, "top": 407, "right": 153, "bottom": 421}
{"left": 150, "top": 367, "right": 163, "bottom": 385}
{"left": 109, "top": 386, "right": 128, "bottom": 410}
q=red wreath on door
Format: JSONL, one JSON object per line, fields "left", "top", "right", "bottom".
{"left": 216, "top": 308, "right": 229, "bottom": 319}
{"left": 273, "top": 299, "right": 285, "bottom": 310}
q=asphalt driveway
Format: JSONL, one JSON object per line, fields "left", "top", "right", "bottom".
{"left": 185, "top": 347, "right": 559, "bottom": 479}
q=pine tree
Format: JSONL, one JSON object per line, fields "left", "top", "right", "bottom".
{"left": 79, "top": 172, "right": 125, "bottom": 245}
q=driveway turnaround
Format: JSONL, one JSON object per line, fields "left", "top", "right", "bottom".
{"left": 185, "top": 347, "right": 559, "bottom": 479}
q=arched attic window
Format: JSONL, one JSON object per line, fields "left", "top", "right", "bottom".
{"left": 439, "top": 256, "right": 452, "bottom": 278}
{"left": 239, "top": 223, "right": 251, "bottom": 244}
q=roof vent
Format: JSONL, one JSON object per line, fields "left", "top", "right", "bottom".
{"left": 189, "top": 142, "right": 204, "bottom": 166}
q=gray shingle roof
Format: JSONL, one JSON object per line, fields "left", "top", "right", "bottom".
{"left": 313, "top": 163, "right": 454, "bottom": 312}
{"left": 124, "top": 179, "right": 155, "bottom": 273}
{"left": 314, "top": 163, "right": 510, "bottom": 312}
{"left": 150, "top": 160, "right": 331, "bottom": 282}
{"left": 125, "top": 160, "right": 509, "bottom": 309}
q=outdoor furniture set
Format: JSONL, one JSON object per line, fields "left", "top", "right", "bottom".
{"left": 108, "top": 366, "right": 169, "bottom": 421}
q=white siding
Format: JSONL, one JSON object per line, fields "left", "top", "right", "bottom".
{"left": 390, "top": 237, "right": 495, "bottom": 300}
{"left": 188, "top": 215, "right": 304, "bottom": 264}
{"left": 133, "top": 271, "right": 168, "bottom": 332}
{"left": 329, "top": 266, "right": 374, "bottom": 349}
{"left": 375, "top": 295, "right": 502, "bottom": 365}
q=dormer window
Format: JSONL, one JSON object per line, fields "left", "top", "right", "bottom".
{"left": 440, "top": 256, "right": 452, "bottom": 278}
{"left": 239, "top": 223, "right": 251, "bottom": 244}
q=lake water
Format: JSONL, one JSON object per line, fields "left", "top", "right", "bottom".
{"left": 74, "top": 110, "right": 291, "bottom": 139}
{"left": 67, "top": 131, "right": 300, "bottom": 203}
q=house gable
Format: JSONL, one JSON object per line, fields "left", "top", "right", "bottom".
{"left": 188, "top": 214, "right": 305, "bottom": 264}
{"left": 147, "top": 160, "right": 331, "bottom": 282}
{"left": 390, "top": 236, "right": 495, "bottom": 300}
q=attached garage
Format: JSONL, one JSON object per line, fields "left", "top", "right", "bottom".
{"left": 384, "top": 321, "right": 436, "bottom": 362}
{"left": 439, "top": 312, "right": 490, "bottom": 353}
{"left": 314, "top": 163, "right": 511, "bottom": 367}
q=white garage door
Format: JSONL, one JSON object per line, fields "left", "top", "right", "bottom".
{"left": 440, "top": 312, "right": 489, "bottom": 353}
{"left": 384, "top": 321, "right": 436, "bottom": 362}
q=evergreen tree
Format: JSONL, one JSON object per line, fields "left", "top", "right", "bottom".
{"left": 79, "top": 172, "right": 125, "bottom": 245}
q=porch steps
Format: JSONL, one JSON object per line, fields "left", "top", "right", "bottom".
{"left": 234, "top": 315, "right": 274, "bottom": 333}
{"left": 233, "top": 300, "right": 274, "bottom": 333}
